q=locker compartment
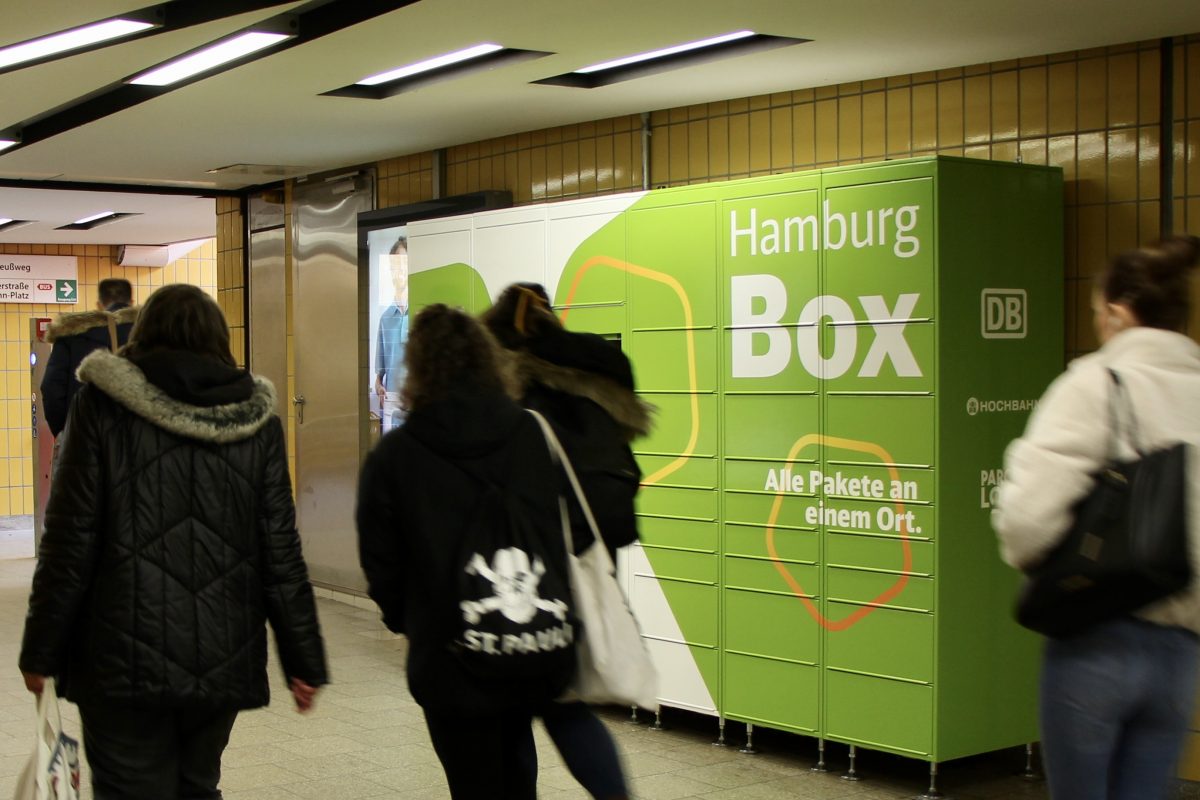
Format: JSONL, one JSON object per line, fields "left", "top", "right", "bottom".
{"left": 827, "top": 568, "right": 934, "bottom": 613}
{"left": 637, "top": 516, "right": 718, "bottom": 553}
{"left": 723, "top": 653, "right": 819, "bottom": 733}
{"left": 724, "top": 491, "right": 819, "bottom": 532}
{"left": 815, "top": 462, "right": 935, "bottom": 505}
{"left": 820, "top": 320, "right": 936, "bottom": 394}
{"left": 825, "top": 600, "right": 933, "bottom": 682}
{"left": 630, "top": 574, "right": 717, "bottom": 646}
{"left": 724, "top": 458, "right": 818, "bottom": 494}
{"left": 824, "top": 394, "right": 936, "bottom": 467}
{"left": 724, "top": 587, "right": 820, "bottom": 663}
{"left": 636, "top": 484, "right": 718, "bottom": 520}
{"left": 627, "top": 328, "right": 718, "bottom": 393}
{"left": 724, "top": 555, "right": 819, "bottom": 598}
{"left": 639, "top": 546, "right": 718, "bottom": 584}
{"left": 725, "top": 521, "right": 818, "bottom": 563}
{"left": 825, "top": 670, "right": 933, "bottom": 757}
{"left": 636, "top": 454, "right": 719, "bottom": 490}
{"left": 634, "top": 392, "right": 718, "bottom": 458}
{"left": 723, "top": 394, "right": 821, "bottom": 460}
{"left": 646, "top": 639, "right": 719, "bottom": 715}
{"left": 825, "top": 531, "right": 934, "bottom": 575}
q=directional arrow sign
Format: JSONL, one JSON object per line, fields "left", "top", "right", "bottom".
{"left": 56, "top": 280, "right": 77, "bottom": 302}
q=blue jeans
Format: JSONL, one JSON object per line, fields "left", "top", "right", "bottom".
{"left": 1040, "top": 617, "right": 1200, "bottom": 800}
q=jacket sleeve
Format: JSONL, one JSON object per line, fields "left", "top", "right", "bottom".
{"left": 19, "top": 386, "right": 105, "bottom": 675}
{"left": 258, "top": 418, "right": 328, "bottom": 685}
{"left": 40, "top": 340, "right": 71, "bottom": 438}
{"left": 356, "top": 446, "right": 406, "bottom": 632}
{"left": 992, "top": 364, "right": 1109, "bottom": 570}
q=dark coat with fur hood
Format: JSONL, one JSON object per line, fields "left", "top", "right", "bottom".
{"left": 41, "top": 305, "right": 138, "bottom": 436}
{"left": 504, "top": 324, "right": 653, "bottom": 554}
{"left": 20, "top": 350, "right": 327, "bottom": 711}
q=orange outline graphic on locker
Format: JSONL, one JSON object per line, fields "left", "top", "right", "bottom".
{"left": 560, "top": 255, "right": 698, "bottom": 486}
{"left": 560, "top": 255, "right": 913, "bottom": 632}
{"left": 766, "top": 435, "right": 913, "bottom": 632}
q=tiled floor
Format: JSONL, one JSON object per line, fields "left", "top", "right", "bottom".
{"left": 0, "top": 556, "right": 1059, "bottom": 799}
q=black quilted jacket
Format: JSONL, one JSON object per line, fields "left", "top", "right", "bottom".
{"left": 20, "top": 349, "right": 328, "bottom": 711}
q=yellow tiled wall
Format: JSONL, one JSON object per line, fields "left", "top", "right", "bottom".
{"left": 0, "top": 241, "right": 216, "bottom": 516}
{"left": 216, "top": 196, "right": 246, "bottom": 368}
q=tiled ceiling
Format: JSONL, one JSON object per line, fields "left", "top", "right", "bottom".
{"left": 0, "top": 0, "right": 1198, "bottom": 243}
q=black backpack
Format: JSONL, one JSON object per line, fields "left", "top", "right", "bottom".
{"left": 450, "top": 466, "right": 577, "bottom": 680}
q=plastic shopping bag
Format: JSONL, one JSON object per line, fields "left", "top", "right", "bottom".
{"left": 13, "top": 680, "right": 80, "bottom": 800}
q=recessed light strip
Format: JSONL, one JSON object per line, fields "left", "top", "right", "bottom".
{"left": 129, "top": 31, "right": 292, "bottom": 87}
{"left": 576, "top": 30, "right": 755, "bottom": 74}
{"left": 0, "top": 18, "right": 157, "bottom": 70}
{"left": 0, "top": 140, "right": 18, "bottom": 152}
{"left": 72, "top": 211, "right": 117, "bottom": 225}
{"left": 0, "top": 218, "right": 11, "bottom": 226}
{"left": 357, "top": 43, "right": 504, "bottom": 86}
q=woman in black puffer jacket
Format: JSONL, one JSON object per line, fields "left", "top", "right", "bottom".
{"left": 19, "top": 284, "right": 328, "bottom": 800}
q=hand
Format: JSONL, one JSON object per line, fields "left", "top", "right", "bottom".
{"left": 22, "top": 672, "right": 46, "bottom": 696}
{"left": 374, "top": 375, "right": 387, "bottom": 405}
{"left": 289, "top": 678, "right": 318, "bottom": 713}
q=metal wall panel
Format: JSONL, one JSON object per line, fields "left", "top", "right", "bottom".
{"left": 292, "top": 174, "right": 373, "bottom": 591}
{"left": 248, "top": 227, "right": 287, "bottom": 418}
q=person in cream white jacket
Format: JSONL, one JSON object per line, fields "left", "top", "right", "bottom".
{"left": 993, "top": 235, "right": 1200, "bottom": 800}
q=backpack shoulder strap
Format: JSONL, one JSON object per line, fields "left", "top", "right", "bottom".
{"left": 107, "top": 315, "right": 120, "bottom": 352}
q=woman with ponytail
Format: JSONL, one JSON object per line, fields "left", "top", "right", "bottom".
{"left": 994, "top": 235, "right": 1200, "bottom": 799}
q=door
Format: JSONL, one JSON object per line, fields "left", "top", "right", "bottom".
{"left": 292, "top": 173, "right": 374, "bottom": 591}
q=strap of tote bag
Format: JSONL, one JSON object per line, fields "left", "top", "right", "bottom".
{"left": 527, "top": 409, "right": 610, "bottom": 564}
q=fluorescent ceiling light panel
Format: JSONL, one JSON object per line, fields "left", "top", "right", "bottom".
{"left": 576, "top": 30, "right": 755, "bottom": 74}
{"left": 0, "top": 219, "right": 11, "bottom": 226}
{"left": 0, "top": 139, "right": 17, "bottom": 152}
{"left": 129, "top": 31, "right": 292, "bottom": 86}
{"left": 72, "top": 211, "right": 117, "bottom": 225}
{"left": 357, "top": 43, "right": 504, "bottom": 86}
{"left": 0, "top": 19, "right": 156, "bottom": 70}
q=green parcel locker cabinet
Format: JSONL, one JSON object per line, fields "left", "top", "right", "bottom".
{"left": 406, "top": 156, "right": 1063, "bottom": 769}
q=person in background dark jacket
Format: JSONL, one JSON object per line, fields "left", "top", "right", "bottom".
{"left": 357, "top": 304, "right": 576, "bottom": 800}
{"left": 20, "top": 283, "right": 327, "bottom": 800}
{"left": 40, "top": 277, "right": 138, "bottom": 437}
{"left": 483, "top": 283, "right": 652, "bottom": 800}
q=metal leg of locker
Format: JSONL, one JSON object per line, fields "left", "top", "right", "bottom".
{"left": 626, "top": 706, "right": 641, "bottom": 725}
{"left": 915, "top": 761, "right": 947, "bottom": 799}
{"left": 1020, "top": 743, "right": 1041, "bottom": 781}
{"left": 738, "top": 723, "right": 759, "bottom": 754}
{"left": 810, "top": 738, "right": 828, "bottom": 772}
{"left": 649, "top": 707, "right": 666, "bottom": 731}
{"left": 842, "top": 745, "right": 862, "bottom": 781}
{"left": 713, "top": 717, "right": 728, "bottom": 747}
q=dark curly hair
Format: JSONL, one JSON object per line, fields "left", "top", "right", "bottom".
{"left": 402, "top": 304, "right": 515, "bottom": 411}
{"left": 1097, "top": 234, "right": 1199, "bottom": 332}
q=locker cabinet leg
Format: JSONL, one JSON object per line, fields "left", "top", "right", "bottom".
{"left": 1020, "top": 743, "right": 1042, "bottom": 781}
{"left": 649, "top": 707, "right": 666, "bottom": 731}
{"left": 916, "top": 761, "right": 947, "bottom": 799}
{"left": 738, "top": 723, "right": 759, "bottom": 754}
{"left": 810, "top": 738, "right": 828, "bottom": 772}
{"left": 626, "top": 706, "right": 640, "bottom": 725}
{"left": 842, "top": 744, "right": 862, "bottom": 781}
{"left": 712, "top": 717, "right": 728, "bottom": 747}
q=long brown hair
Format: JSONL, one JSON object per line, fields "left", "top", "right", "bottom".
{"left": 1097, "top": 234, "right": 1199, "bottom": 332}
{"left": 403, "top": 304, "right": 514, "bottom": 410}
{"left": 123, "top": 284, "right": 237, "bottom": 367}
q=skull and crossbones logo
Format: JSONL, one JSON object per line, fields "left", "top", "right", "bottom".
{"left": 460, "top": 547, "right": 569, "bottom": 624}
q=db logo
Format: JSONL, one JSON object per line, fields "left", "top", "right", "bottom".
{"left": 37, "top": 282, "right": 52, "bottom": 291}
{"left": 981, "top": 288, "right": 1027, "bottom": 339}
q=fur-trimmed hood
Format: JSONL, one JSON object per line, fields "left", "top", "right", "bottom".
{"left": 45, "top": 306, "right": 139, "bottom": 343}
{"left": 507, "top": 349, "right": 654, "bottom": 439}
{"left": 77, "top": 350, "right": 276, "bottom": 443}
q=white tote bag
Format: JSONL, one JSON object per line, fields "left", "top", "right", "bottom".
{"left": 13, "top": 680, "right": 81, "bottom": 800}
{"left": 530, "top": 410, "right": 659, "bottom": 710}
